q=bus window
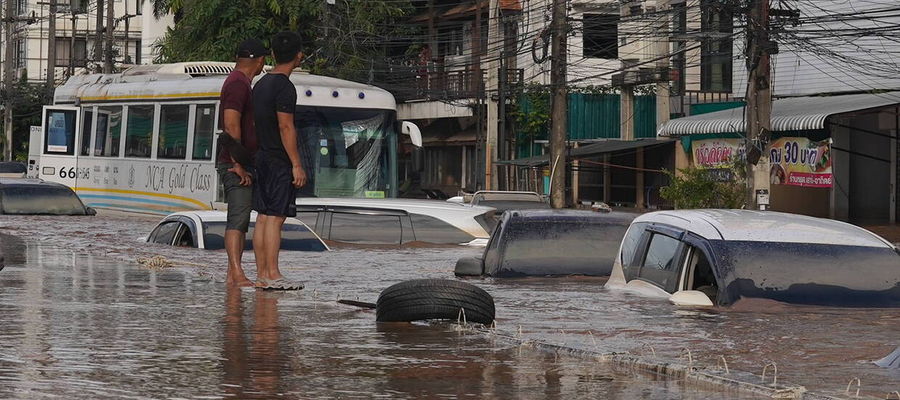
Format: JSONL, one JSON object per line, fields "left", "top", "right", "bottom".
{"left": 158, "top": 105, "right": 189, "bottom": 159}
{"left": 94, "top": 106, "right": 122, "bottom": 157}
{"left": 125, "top": 105, "right": 154, "bottom": 158}
{"left": 44, "top": 108, "right": 77, "bottom": 155}
{"left": 80, "top": 107, "right": 94, "bottom": 156}
{"left": 192, "top": 104, "right": 215, "bottom": 160}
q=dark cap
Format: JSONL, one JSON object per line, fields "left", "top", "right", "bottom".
{"left": 236, "top": 39, "right": 268, "bottom": 59}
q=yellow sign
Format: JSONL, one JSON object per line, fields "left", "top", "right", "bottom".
{"left": 767, "top": 137, "right": 832, "bottom": 187}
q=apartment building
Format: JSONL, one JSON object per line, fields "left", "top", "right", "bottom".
{"left": 2, "top": 0, "right": 145, "bottom": 83}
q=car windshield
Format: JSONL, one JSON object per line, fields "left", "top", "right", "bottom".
{"left": 493, "top": 219, "right": 630, "bottom": 276}
{"left": 709, "top": 240, "right": 900, "bottom": 306}
{"left": 295, "top": 107, "right": 392, "bottom": 198}
{"left": 203, "top": 221, "right": 326, "bottom": 251}
{"left": 0, "top": 185, "right": 87, "bottom": 215}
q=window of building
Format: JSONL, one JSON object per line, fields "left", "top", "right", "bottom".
{"left": 193, "top": 104, "right": 215, "bottom": 160}
{"left": 16, "top": 0, "right": 26, "bottom": 15}
{"left": 582, "top": 14, "right": 618, "bottom": 59}
{"left": 15, "top": 40, "right": 26, "bottom": 69}
{"left": 158, "top": 105, "right": 189, "bottom": 159}
{"left": 68, "top": 0, "right": 87, "bottom": 13}
{"left": 125, "top": 105, "right": 154, "bottom": 158}
{"left": 80, "top": 107, "right": 93, "bottom": 156}
{"left": 94, "top": 106, "right": 123, "bottom": 157}
{"left": 56, "top": 38, "right": 88, "bottom": 67}
{"left": 700, "top": 0, "right": 733, "bottom": 92}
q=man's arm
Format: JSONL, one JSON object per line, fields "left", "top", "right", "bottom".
{"left": 277, "top": 111, "right": 306, "bottom": 188}
{"left": 221, "top": 82, "right": 251, "bottom": 185}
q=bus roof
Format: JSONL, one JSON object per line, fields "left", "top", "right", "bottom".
{"left": 53, "top": 62, "right": 397, "bottom": 111}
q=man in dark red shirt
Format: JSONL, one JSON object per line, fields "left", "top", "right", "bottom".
{"left": 217, "top": 39, "right": 267, "bottom": 287}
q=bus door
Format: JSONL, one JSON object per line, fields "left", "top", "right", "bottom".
{"left": 39, "top": 106, "right": 82, "bottom": 188}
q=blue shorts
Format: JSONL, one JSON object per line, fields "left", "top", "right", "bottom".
{"left": 252, "top": 151, "right": 297, "bottom": 217}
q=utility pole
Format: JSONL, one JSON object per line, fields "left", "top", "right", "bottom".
{"left": 69, "top": 12, "right": 76, "bottom": 76}
{"left": 745, "top": 0, "right": 773, "bottom": 209}
{"left": 94, "top": 0, "right": 103, "bottom": 70}
{"left": 548, "top": 0, "right": 567, "bottom": 208}
{"left": 485, "top": 0, "right": 501, "bottom": 190}
{"left": 104, "top": 0, "right": 114, "bottom": 72}
{"left": 4, "top": 0, "right": 16, "bottom": 160}
{"left": 47, "top": 0, "right": 57, "bottom": 85}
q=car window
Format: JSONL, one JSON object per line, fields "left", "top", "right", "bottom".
{"left": 482, "top": 222, "right": 504, "bottom": 273}
{"left": 173, "top": 224, "right": 195, "bottom": 247}
{"left": 281, "top": 223, "right": 327, "bottom": 251}
{"left": 149, "top": 221, "right": 181, "bottom": 245}
{"left": 639, "top": 233, "right": 683, "bottom": 292}
{"left": 329, "top": 213, "right": 403, "bottom": 244}
{"left": 498, "top": 220, "right": 628, "bottom": 276}
{"left": 409, "top": 213, "right": 474, "bottom": 244}
{"left": 619, "top": 222, "right": 648, "bottom": 280}
{"left": 0, "top": 185, "right": 87, "bottom": 215}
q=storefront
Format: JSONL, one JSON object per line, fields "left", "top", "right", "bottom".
{"left": 659, "top": 92, "right": 900, "bottom": 224}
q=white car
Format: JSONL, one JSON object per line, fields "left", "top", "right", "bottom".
{"left": 147, "top": 211, "right": 328, "bottom": 251}
{"left": 607, "top": 210, "right": 900, "bottom": 307}
{"left": 294, "top": 197, "right": 495, "bottom": 246}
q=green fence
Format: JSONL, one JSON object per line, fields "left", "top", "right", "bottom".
{"left": 516, "top": 93, "right": 657, "bottom": 158}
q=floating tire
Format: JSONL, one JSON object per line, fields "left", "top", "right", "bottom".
{"left": 375, "top": 279, "right": 495, "bottom": 325}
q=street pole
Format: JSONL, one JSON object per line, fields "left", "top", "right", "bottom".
{"left": 47, "top": 0, "right": 57, "bottom": 85}
{"left": 745, "top": 0, "right": 772, "bottom": 209}
{"left": 94, "top": 0, "right": 103, "bottom": 70}
{"left": 4, "top": 0, "right": 16, "bottom": 160}
{"left": 549, "top": 0, "right": 567, "bottom": 208}
{"left": 485, "top": 0, "right": 501, "bottom": 190}
{"left": 69, "top": 12, "right": 75, "bottom": 76}
{"left": 104, "top": 0, "right": 114, "bottom": 72}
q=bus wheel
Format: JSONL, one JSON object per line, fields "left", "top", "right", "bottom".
{"left": 375, "top": 279, "right": 495, "bottom": 325}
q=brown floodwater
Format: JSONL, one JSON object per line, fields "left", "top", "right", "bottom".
{"left": 1, "top": 214, "right": 899, "bottom": 398}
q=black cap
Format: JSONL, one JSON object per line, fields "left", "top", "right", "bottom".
{"left": 236, "top": 39, "right": 268, "bottom": 59}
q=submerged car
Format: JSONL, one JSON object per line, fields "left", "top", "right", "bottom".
{"left": 0, "top": 179, "right": 95, "bottom": 215}
{"left": 0, "top": 162, "right": 26, "bottom": 178}
{"left": 468, "top": 191, "right": 550, "bottom": 214}
{"left": 294, "top": 198, "right": 494, "bottom": 246}
{"left": 607, "top": 210, "right": 900, "bottom": 307}
{"left": 455, "top": 210, "right": 635, "bottom": 277}
{"left": 148, "top": 211, "right": 328, "bottom": 251}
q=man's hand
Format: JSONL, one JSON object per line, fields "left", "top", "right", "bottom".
{"left": 228, "top": 163, "right": 253, "bottom": 186}
{"left": 292, "top": 165, "right": 307, "bottom": 188}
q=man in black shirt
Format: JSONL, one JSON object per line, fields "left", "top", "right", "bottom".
{"left": 251, "top": 31, "right": 307, "bottom": 290}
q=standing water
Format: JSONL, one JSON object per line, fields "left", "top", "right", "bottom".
{"left": 2, "top": 214, "right": 898, "bottom": 397}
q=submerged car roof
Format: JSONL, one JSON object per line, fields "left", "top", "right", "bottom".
{"left": 635, "top": 209, "right": 894, "bottom": 248}
{"left": 0, "top": 178, "right": 69, "bottom": 188}
{"left": 295, "top": 197, "right": 494, "bottom": 214}
{"left": 505, "top": 209, "right": 635, "bottom": 224}
{"left": 165, "top": 210, "right": 305, "bottom": 223}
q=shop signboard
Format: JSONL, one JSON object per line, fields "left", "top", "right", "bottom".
{"left": 767, "top": 137, "right": 833, "bottom": 188}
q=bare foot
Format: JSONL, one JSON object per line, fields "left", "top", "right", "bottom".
{"left": 226, "top": 273, "right": 254, "bottom": 288}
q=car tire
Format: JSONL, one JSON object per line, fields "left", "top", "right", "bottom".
{"left": 375, "top": 279, "right": 495, "bottom": 325}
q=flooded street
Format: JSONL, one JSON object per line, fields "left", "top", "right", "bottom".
{"left": 2, "top": 214, "right": 899, "bottom": 398}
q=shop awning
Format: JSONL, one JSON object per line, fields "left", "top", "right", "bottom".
{"left": 496, "top": 139, "right": 673, "bottom": 167}
{"left": 658, "top": 92, "right": 900, "bottom": 137}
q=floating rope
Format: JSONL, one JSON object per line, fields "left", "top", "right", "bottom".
{"left": 136, "top": 255, "right": 208, "bottom": 270}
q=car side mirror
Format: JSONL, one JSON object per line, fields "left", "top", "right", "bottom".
{"left": 668, "top": 290, "right": 714, "bottom": 307}
{"left": 454, "top": 257, "right": 484, "bottom": 276}
{"left": 84, "top": 206, "right": 97, "bottom": 216}
{"left": 401, "top": 121, "right": 423, "bottom": 147}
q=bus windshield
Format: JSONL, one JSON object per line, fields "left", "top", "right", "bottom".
{"left": 295, "top": 106, "right": 393, "bottom": 198}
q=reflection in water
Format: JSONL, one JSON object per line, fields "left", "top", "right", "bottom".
{"left": 223, "top": 289, "right": 291, "bottom": 399}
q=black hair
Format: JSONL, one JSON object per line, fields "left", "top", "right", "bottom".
{"left": 271, "top": 31, "right": 303, "bottom": 64}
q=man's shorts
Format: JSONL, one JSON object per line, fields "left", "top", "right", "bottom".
{"left": 217, "top": 163, "right": 253, "bottom": 232}
{"left": 252, "top": 151, "right": 297, "bottom": 217}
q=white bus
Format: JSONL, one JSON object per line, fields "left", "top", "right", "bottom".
{"left": 29, "top": 62, "right": 422, "bottom": 215}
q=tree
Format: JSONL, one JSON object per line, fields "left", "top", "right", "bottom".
{"left": 0, "top": 79, "right": 53, "bottom": 160}
{"left": 153, "top": 0, "right": 414, "bottom": 82}
{"left": 659, "top": 162, "right": 747, "bottom": 209}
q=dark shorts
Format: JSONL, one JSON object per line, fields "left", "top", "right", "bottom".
{"left": 252, "top": 151, "right": 297, "bottom": 217}
{"left": 217, "top": 163, "right": 253, "bottom": 232}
